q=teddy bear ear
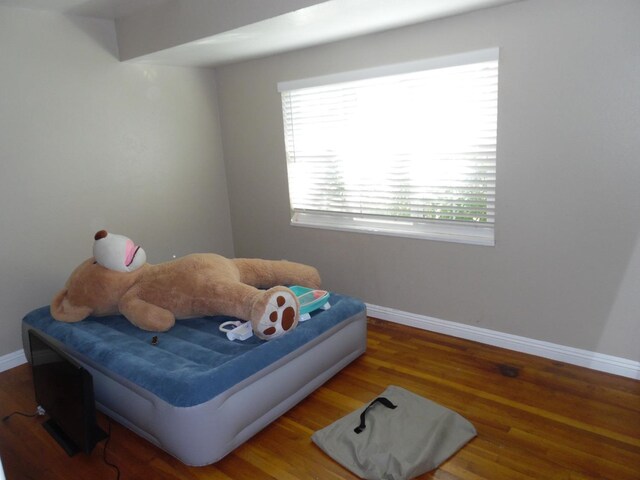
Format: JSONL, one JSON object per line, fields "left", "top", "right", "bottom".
{"left": 50, "top": 289, "right": 93, "bottom": 322}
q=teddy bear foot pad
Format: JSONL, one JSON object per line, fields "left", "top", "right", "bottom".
{"left": 256, "top": 289, "right": 298, "bottom": 339}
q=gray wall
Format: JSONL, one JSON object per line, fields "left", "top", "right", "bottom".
{"left": 0, "top": 7, "right": 234, "bottom": 356}
{"left": 216, "top": 0, "right": 640, "bottom": 361}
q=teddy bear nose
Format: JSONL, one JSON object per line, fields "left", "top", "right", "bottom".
{"left": 94, "top": 230, "right": 108, "bottom": 241}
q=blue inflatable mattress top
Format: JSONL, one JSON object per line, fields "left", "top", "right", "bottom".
{"left": 23, "top": 293, "right": 366, "bottom": 408}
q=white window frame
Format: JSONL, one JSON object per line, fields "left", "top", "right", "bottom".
{"left": 278, "top": 48, "right": 499, "bottom": 246}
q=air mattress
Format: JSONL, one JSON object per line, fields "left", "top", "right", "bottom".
{"left": 22, "top": 293, "right": 367, "bottom": 466}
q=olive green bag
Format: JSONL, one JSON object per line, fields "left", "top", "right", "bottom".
{"left": 312, "top": 386, "right": 476, "bottom": 480}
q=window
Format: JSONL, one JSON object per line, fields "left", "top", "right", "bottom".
{"left": 278, "top": 48, "right": 499, "bottom": 246}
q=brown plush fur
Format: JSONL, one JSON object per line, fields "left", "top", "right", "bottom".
{"left": 51, "top": 254, "right": 321, "bottom": 340}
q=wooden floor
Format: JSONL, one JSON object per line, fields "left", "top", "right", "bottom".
{"left": 1, "top": 317, "right": 639, "bottom": 479}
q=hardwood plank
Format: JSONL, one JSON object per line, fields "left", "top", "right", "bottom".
{"left": 1, "top": 317, "right": 638, "bottom": 479}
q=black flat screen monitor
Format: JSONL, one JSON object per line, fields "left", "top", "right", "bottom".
{"left": 29, "top": 329, "right": 107, "bottom": 456}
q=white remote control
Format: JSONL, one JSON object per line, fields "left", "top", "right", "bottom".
{"left": 219, "top": 321, "right": 253, "bottom": 341}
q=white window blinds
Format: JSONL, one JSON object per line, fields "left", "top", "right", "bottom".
{"left": 278, "top": 48, "right": 499, "bottom": 246}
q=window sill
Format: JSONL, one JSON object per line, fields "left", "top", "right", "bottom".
{"left": 291, "top": 212, "right": 494, "bottom": 246}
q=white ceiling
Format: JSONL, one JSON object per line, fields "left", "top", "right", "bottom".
{"left": 0, "top": 0, "right": 171, "bottom": 19}
{"left": 0, "top": 0, "right": 520, "bottom": 67}
{"left": 133, "top": 0, "right": 519, "bottom": 67}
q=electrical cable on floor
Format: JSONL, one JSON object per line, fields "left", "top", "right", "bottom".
{"left": 2, "top": 407, "right": 43, "bottom": 422}
{"left": 4, "top": 408, "right": 120, "bottom": 479}
{"left": 102, "top": 417, "right": 121, "bottom": 480}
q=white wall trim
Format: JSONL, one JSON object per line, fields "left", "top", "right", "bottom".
{"left": 0, "top": 349, "right": 27, "bottom": 373}
{"left": 366, "top": 303, "right": 640, "bottom": 380}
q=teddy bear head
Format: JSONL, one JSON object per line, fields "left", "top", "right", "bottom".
{"left": 93, "top": 229, "right": 146, "bottom": 272}
{"left": 51, "top": 231, "right": 149, "bottom": 323}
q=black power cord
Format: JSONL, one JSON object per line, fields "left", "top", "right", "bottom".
{"left": 2, "top": 406, "right": 44, "bottom": 422}
{"left": 102, "top": 418, "right": 121, "bottom": 480}
{"left": 2, "top": 411, "right": 36, "bottom": 421}
{"left": 3, "top": 408, "right": 121, "bottom": 480}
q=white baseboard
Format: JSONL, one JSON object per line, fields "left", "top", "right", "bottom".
{"left": 366, "top": 303, "right": 640, "bottom": 380}
{"left": 0, "top": 349, "right": 27, "bottom": 373}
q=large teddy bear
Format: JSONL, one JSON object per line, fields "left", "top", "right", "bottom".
{"left": 51, "top": 230, "right": 321, "bottom": 340}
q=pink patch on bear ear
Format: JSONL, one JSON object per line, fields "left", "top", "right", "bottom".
{"left": 124, "top": 239, "right": 139, "bottom": 267}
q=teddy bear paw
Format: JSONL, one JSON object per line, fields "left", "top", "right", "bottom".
{"left": 254, "top": 288, "right": 299, "bottom": 340}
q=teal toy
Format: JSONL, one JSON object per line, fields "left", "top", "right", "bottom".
{"left": 290, "top": 286, "right": 331, "bottom": 321}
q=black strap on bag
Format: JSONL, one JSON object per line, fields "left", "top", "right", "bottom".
{"left": 354, "top": 397, "right": 397, "bottom": 434}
